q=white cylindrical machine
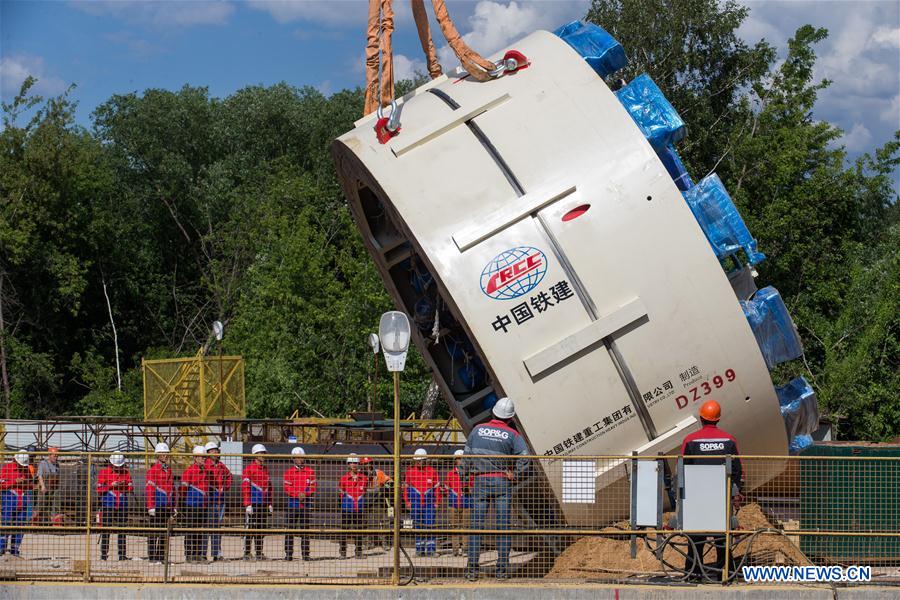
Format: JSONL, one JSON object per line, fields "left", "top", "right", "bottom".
{"left": 332, "top": 30, "right": 787, "bottom": 525}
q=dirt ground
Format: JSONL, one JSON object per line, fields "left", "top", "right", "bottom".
{"left": 546, "top": 502, "right": 811, "bottom": 579}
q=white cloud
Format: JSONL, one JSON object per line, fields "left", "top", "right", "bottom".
{"left": 249, "top": 0, "right": 414, "bottom": 26}
{"left": 436, "top": 1, "right": 589, "bottom": 69}
{"left": 837, "top": 122, "right": 873, "bottom": 152}
{"left": 0, "top": 54, "right": 68, "bottom": 101}
{"left": 393, "top": 53, "right": 426, "bottom": 81}
{"left": 104, "top": 31, "right": 165, "bottom": 58}
{"left": 739, "top": 1, "right": 899, "bottom": 153}
{"left": 69, "top": 0, "right": 234, "bottom": 28}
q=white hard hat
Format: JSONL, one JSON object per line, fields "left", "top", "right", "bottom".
{"left": 492, "top": 397, "right": 515, "bottom": 419}
{"left": 347, "top": 453, "right": 359, "bottom": 464}
{"left": 454, "top": 449, "right": 464, "bottom": 456}
{"left": 251, "top": 443, "right": 267, "bottom": 455}
{"left": 291, "top": 447, "right": 305, "bottom": 456}
{"left": 204, "top": 441, "right": 219, "bottom": 452}
{"left": 192, "top": 445, "right": 206, "bottom": 456}
{"left": 110, "top": 454, "right": 126, "bottom": 467}
{"left": 414, "top": 448, "right": 427, "bottom": 461}
{"left": 154, "top": 442, "right": 170, "bottom": 454}
{"left": 14, "top": 453, "right": 29, "bottom": 466}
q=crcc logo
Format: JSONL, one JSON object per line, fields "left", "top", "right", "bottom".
{"left": 480, "top": 246, "right": 548, "bottom": 300}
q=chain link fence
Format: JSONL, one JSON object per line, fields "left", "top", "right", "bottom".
{"left": 0, "top": 451, "right": 896, "bottom": 584}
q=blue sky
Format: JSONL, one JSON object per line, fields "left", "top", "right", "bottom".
{"left": 2, "top": 0, "right": 898, "bottom": 162}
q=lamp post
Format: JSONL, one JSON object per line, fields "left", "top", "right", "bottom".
{"left": 366, "top": 333, "right": 380, "bottom": 413}
{"left": 378, "top": 311, "right": 410, "bottom": 586}
{"left": 212, "top": 321, "right": 224, "bottom": 424}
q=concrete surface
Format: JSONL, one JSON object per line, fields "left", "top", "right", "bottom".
{"left": 2, "top": 583, "right": 899, "bottom": 600}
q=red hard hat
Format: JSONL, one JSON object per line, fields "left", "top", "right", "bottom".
{"left": 699, "top": 400, "right": 721, "bottom": 422}
{"left": 360, "top": 457, "right": 372, "bottom": 465}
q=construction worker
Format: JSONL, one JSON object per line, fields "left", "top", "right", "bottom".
{"left": 0, "top": 453, "right": 32, "bottom": 557}
{"left": 35, "top": 447, "right": 59, "bottom": 526}
{"left": 361, "top": 457, "right": 392, "bottom": 550}
{"left": 96, "top": 453, "right": 132, "bottom": 561}
{"left": 283, "top": 446, "right": 316, "bottom": 561}
{"left": 203, "top": 440, "right": 231, "bottom": 561}
{"left": 404, "top": 448, "right": 441, "bottom": 556}
{"left": 463, "top": 397, "right": 529, "bottom": 580}
{"left": 680, "top": 399, "right": 744, "bottom": 580}
{"left": 242, "top": 444, "right": 272, "bottom": 561}
{"left": 180, "top": 446, "right": 208, "bottom": 563}
{"left": 145, "top": 442, "right": 175, "bottom": 564}
{"left": 444, "top": 449, "right": 472, "bottom": 557}
{"left": 338, "top": 454, "right": 368, "bottom": 559}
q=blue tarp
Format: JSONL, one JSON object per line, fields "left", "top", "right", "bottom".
{"left": 615, "top": 74, "right": 685, "bottom": 152}
{"left": 553, "top": 20, "right": 627, "bottom": 78}
{"left": 741, "top": 287, "right": 804, "bottom": 370}
{"left": 789, "top": 434, "right": 814, "bottom": 454}
{"left": 682, "top": 174, "right": 766, "bottom": 265}
{"left": 776, "top": 376, "right": 820, "bottom": 439}
{"left": 658, "top": 144, "right": 694, "bottom": 191}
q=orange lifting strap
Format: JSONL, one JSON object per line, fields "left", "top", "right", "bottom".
{"left": 364, "top": 0, "right": 496, "bottom": 117}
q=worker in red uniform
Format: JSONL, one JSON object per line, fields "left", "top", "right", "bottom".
{"left": 203, "top": 440, "right": 231, "bottom": 561}
{"left": 443, "top": 449, "right": 472, "bottom": 556}
{"left": 283, "top": 446, "right": 316, "bottom": 561}
{"left": 680, "top": 400, "right": 744, "bottom": 580}
{"left": 0, "top": 453, "right": 32, "bottom": 557}
{"left": 404, "top": 448, "right": 442, "bottom": 556}
{"left": 180, "top": 446, "right": 208, "bottom": 563}
{"left": 242, "top": 444, "right": 272, "bottom": 560}
{"left": 338, "top": 454, "right": 369, "bottom": 559}
{"left": 96, "top": 453, "right": 133, "bottom": 561}
{"left": 145, "top": 442, "right": 175, "bottom": 564}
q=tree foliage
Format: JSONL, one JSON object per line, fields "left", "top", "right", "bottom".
{"left": 0, "top": 2, "right": 896, "bottom": 439}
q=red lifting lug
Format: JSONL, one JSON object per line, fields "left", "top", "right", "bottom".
{"left": 502, "top": 50, "right": 530, "bottom": 73}
{"left": 374, "top": 117, "right": 399, "bottom": 145}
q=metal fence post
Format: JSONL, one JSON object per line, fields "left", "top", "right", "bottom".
{"left": 723, "top": 456, "right": 732, "bottom": 584}
{"left": 84, "top": 453, "right": 92, "bottom": 582}
{"left": 392, "top": 370, "right": 401, "bottom": 586}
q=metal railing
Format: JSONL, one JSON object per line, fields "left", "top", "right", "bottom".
{"left": 0, "top": 451, "right": 896, "bottom": 585}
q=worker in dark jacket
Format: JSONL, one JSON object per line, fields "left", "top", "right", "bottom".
{"left": 680, "top": 399, "right": 743, "bottom": 580}
{"left": 463, "top": 397, "right": 529, "bottom": 580}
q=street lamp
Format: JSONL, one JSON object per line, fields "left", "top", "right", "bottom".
{"left": 378, "top": 310, "right": 409, "bottom": 585}
{"left": 367, "top": 333, "right": 380, "bottom": 413}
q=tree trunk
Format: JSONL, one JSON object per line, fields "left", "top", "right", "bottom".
{"left": 419, "top": 378, "right": 442, "bottom": 419}
{"left": 102, "top": 276, "right": 122, "bottom": 392}
{"left": 0, "top": 272, "right": 11, "bottom": 419}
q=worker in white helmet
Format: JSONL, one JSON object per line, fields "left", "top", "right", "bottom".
{"left": 145, "top": 442, "right": 175, "bottom": 564}
{"left": 242, "top": 444, "right": 272, "bottom": 560}
{"left": 283, "top": 447, "right": 316, "bottom": 561}
{"left": 203, "top": 440, "right": 231, "bottom": 561}
{"left": 443, "top": 449, "right": 473, "bottom": 556}
{"left": 404, "top": 448, "right": 441, "bottom": 556}
{"left": 463, "top": 397, "right": 528, "bottom": 580}
{"left": 0, "top": 453, "right": 32, "bottom": 556}
{"left": 180, "top": 446, "right": 208, "bottom": 563}
{"left": 338, "top": 454, "right": 368, "bottom": 559}
{"left": 96, "top": 454, "right": 132, "bottom": 561}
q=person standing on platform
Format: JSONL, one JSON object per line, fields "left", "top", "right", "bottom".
{"left": 283, "top": 446, "right": 316, "bottom": 561}
{"left": 96, "top": 453, "right": 132, "bottom": 561}
{"left": 203, "top": 441, "right": 231, "bottom": 561}
{"left": 180, "top": 446, "right": 208, "bottom": 563}
{"left": 35, "top": 448, "right": 60, "bottom": 526}
{"left": 242, "top": 444, "right": 272, "bottom": 561}
{"left": 444, "top": 449, "right": 472, "bottom": 557}
{"left": 0, "top": 453, "right": 33, "bottom": 557}
{"left": 145, "top": 443, "right": 175, "bottom": 565}
{"left": 404, "top": 448, "right": 441, "bottom": 556}
{"left": 338, "top": 454, "right": 369, "bottom": 559}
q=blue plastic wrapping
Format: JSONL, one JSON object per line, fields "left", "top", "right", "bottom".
{"left": 682, "top": 174, "right": 766, "bottom": 265}
{"left": 776, "top": 376, "right": 821, "bottom": 438}
{"left": 553, "top": 20, "right": 627, "bottom": 78}
{"left": 789, "top": 434, "right": 814, "bottom": 455}
{"left": 657, "top": 144, "right": 694, "bottom": 191}
{"left": 741, "top": 287, "right": 804, "bottom": 370}
{"left": 615, "top": 74, "right": 685, "bottom": 152}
